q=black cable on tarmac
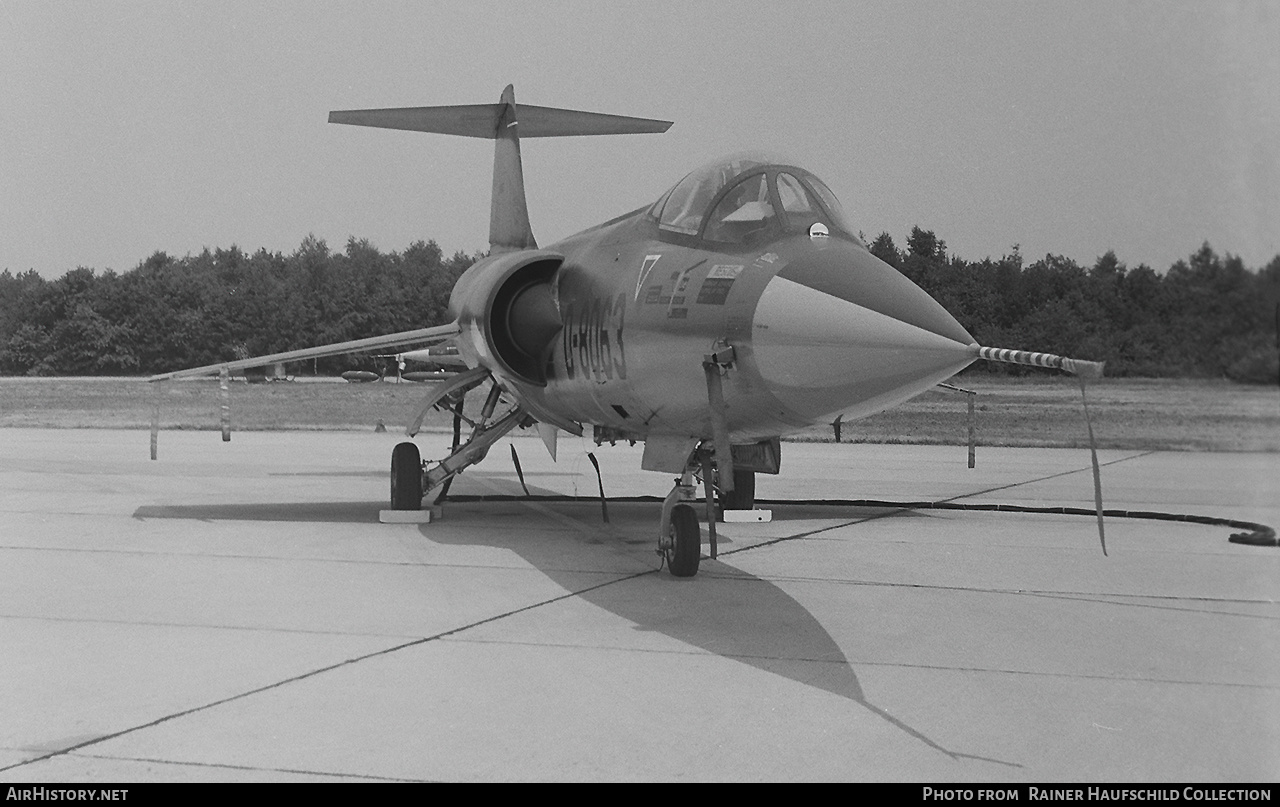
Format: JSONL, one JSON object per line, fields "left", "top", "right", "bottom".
{"left": 442, "top": 494, "right": 1277, "bottom": 548}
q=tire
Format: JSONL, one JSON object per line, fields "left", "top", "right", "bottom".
{"left": 718, "top": 468, "right": 756, "bottom": 518}
{"left": 666, "top": 504, "right": 701, "bottom": 577}
{"left": 390, "top": 442, "right": 422, "bottom": 510}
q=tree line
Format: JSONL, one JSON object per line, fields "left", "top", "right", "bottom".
{"left": 870, "top": 229, "right": 1279, "bottom": 382}
{"left": 0, "top": 237, "right": 476, "bottom": 376}
{"left": 1, "top": 230, "right": 1277, "bottom": 381}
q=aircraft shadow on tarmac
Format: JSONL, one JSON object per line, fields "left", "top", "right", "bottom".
{"left": 133, "top": 500, "right": 386, "bottom": 523}
{"left": 132, "top": 480, "right": 1019, "bottom": 768}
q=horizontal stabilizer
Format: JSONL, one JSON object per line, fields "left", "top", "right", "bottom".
{"left": 329, "top": 103, "right": 672, "bottom": 139}
{"left": 329, "top": 84, "right": 670, "bottom": 254}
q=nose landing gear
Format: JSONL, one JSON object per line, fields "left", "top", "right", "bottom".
{"left": 658, "top": 446, "right": 744, "bottom": 578}
{"left": 658, "top": 470, "right": 702, "bottom": 577}
{"left": 663, "top": 504, "right": 701, "bottom": 577}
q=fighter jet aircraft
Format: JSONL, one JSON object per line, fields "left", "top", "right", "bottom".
{"left": 151, "top": 85, "right": 1102, "bottom": 577}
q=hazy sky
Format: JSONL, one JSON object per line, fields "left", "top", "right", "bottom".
{"left": 3, "top": 1, "right": 1277, "bottom": 279}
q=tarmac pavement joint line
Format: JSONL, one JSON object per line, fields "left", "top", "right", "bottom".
{"left": 672, "top": 568, "right": 1279, "bottom": 685}
{"left": 63, "top": 751, "right": 439, "bottom": 783}
{"left": 0, "top": 539, "right": 634, "bottom": 577}
{"left": 0, "top": 568, "right": 658, "bottom": 776}
{"left": 0, "top": 610, "right": 428, "bottom": 641}
{"left": 692, "top": 569, "right": 1279, "bottom": 613}
{"left": 437, "top": 631, "right": 1276, "bottom": 691}
{"left": 942, "top": 449, "right": 1154, "bottom": 503}
{"left": 2, "top": 475, "right": 1085, "bottom": 775}
{"left": 3, "top": 435, "right": 1274, "bottom": 779}
{"left": 466, "top": 471, "right": 629, "bottom": 541}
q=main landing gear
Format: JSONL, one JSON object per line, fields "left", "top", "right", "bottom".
{"left": 388, "top": 370, "right": 527, "bottom": 510}
{"left": 390, "top": 387, "right": 755, "bottom": 580}
{"left": 390, "top": 441, "right": 422, "bottom": 510}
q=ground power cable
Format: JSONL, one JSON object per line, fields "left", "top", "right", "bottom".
{"left": 441, "top": 495, "right": 1276, "bottom": 548}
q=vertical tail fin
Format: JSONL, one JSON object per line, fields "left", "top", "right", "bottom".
{"left": 329, "top": 85, "right": 672, "bottom": 254}
{"left": 490, "top": 85, "right": 536, "bottom": 253}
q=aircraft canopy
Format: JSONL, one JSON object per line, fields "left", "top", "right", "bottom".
{"left": 651, "top": 152, "right": 855, "bottom": 245}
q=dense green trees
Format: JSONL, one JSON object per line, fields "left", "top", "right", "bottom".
{"left": 1, "top": 232, "right": 1276, "bottom": 381}
{"left": 876, "top": 229, "right": 1279, "bottom": 381}
{"left": 0, "top": 237, "right": 477, "bottom": 376}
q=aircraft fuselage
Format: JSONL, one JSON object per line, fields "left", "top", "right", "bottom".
{"left": 507, "top": 205, "right": 978, "bottom": 446}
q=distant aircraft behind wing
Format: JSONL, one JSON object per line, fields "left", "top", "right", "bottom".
{"left": 151, "top": 84, "right": 1105, "bottom": 577}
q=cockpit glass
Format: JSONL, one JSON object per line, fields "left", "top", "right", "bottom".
{"left": 804, "top": 175, "right": 853, "bottom": 233}
{"left": 653, "top": 153, "right": 857, "bottom": 243}
{"left": 777, "top": 173, "right": 815, "bottom": 214}
{"left": 647, "top": 186, "right": 673, "bottom": 219}
{"left": 657, "top": 153, "right": 774, "bottom": 235}
{"left": 704, "top": 173, "right": 775, "bottom": 245}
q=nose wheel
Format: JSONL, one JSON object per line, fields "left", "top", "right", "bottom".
{"left": 658, "top": 465, "right": 707, "bottom": 577}
{"left": 664, "top": 504, "right": 701, "bottom": 577}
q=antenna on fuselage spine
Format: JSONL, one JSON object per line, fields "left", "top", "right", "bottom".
{"left": 328, "top": 85, "right": 673, "bottom": 254}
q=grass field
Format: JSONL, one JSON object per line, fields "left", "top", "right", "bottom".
{"left": 1, "top": 375, "right": 1276, "bottom": 452}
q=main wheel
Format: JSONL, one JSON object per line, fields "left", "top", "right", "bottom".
{"left": 665, "top": 504, "right": 701, "bottom": 577}
{"left": 390, "top": 441, "right": 422, "bottom": 510}
{"left": 718, "top": 468, "right": 756, "bottom": 518}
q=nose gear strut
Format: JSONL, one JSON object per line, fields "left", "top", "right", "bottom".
{"left": 658, "top": 466, "right": 701, "bottom": 577}
{"left": 656, "top": 443, "right": 729, "bottom": 577}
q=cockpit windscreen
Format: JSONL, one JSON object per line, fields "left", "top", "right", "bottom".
{"left": 652, "top": 152, "right": 855, "bottom": 245}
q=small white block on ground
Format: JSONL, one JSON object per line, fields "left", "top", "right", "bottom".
{"left": 379, "top": 509, "right": 435, "bottom": 524}
{"left": 722, "top": 509, "right": 772, "bottom": 523}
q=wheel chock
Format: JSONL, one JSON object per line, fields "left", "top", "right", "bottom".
{"left": 379, "top": 508, "right": 439, "bottom": 524}
{"left": 722, "top": 509, "right": 772, "bottom": 523}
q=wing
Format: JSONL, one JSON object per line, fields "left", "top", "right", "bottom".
{"left": 148, "top": 322, "right": 463, "bottom": 381}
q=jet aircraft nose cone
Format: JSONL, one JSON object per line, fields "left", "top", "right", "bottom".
{"left": 750, "top": 239, "right": 976, "bottom": 424}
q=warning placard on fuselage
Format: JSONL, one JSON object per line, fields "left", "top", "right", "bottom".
{"left": 696, "top": 264, "right": 743, "bottom": 305}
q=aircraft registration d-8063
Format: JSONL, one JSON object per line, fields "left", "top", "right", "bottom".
{"left": 152, "top": 85, "right": 1103, "bottom": 578}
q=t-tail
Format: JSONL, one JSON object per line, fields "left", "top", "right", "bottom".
{"left": 328, "top": 85, "right": 672, "bottom": 253}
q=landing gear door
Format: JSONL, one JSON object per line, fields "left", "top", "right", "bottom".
{"left": 731, "top": 437, "right": 781, "bottom": 474}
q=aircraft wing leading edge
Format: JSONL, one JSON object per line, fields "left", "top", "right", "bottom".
{"left": 148, "top": 322, "right": 462, "bottom": 382}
